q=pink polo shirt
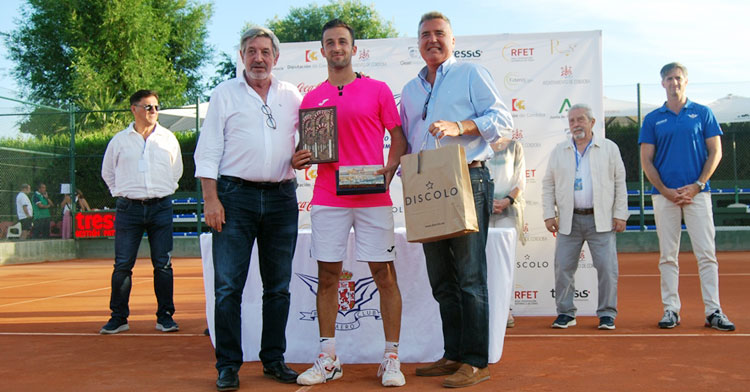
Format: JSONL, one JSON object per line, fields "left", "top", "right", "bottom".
{"left": 300, "top": 77, "right": 400, "bottom": 208}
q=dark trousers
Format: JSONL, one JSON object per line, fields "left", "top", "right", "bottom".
{"left": 109, "top": 197, "right": 175, "bottom": 322}
{"left": 422, "top": 166, "right": 493, "bottom": 368}
{"left": 213, "top": 178, "right": 298, "bottom": 371}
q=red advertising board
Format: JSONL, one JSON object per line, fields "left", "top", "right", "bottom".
{"left": 75, "top": 211, "right": 116, "bottom": 238}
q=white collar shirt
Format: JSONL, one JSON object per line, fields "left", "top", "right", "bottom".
{"left": 101, "top": 122, "right": 183, "bottom": 199}
{"left": 573, "top": 139, "right": 594, "bottom": 209}
{"left": 194, "top": 74, "right": 302, "bottom": 182}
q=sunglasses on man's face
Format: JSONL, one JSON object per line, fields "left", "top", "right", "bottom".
{"left": 134, "top": 104, "right": 160, "bottom": 112}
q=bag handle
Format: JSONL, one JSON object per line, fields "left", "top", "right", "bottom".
{"left": 417, "top": 134, "right": 443, "bottom": 174}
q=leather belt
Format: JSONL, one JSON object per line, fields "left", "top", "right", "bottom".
{"left": 468, "top": 161, "right": 486, "bottom": 169}
{"left": 573, "top": 208, "right": 594, "bottom": 215}
{"left": 221, "top": 175, "right": 294, "bottom": 189}
{"left": 122, "top": 196, "right": 168, "bottom": 205}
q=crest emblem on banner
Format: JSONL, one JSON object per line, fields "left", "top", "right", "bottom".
{"left": 297, "top": 269, "right": 381, "bottom": 331}
{"left": 338, "top": 270, "right": 356, "bottom": 310}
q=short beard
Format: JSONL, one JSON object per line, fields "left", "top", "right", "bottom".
{"left": 247, "top": 70, "right": 270, "bottom": 80}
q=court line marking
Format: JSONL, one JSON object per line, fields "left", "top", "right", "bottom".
{"left": 0, "top": 286, "right": 113, "bottom": 308}
{"left": 620, "top": 273, "right": 750, "bottom": 277}
{"left": 0, "top": 278, "right": 71, "bottom": 290}
{"left": 1, "top": 332, "right": 746, "bottom": 338}
{"left": 0, "top": 332, "right": 206, "bottom": 337}
{"left": 0, "top": 276, "right": 204, "bottom": 308}
{"left": 507, "top": 333, "right": 750, "bottom": 338}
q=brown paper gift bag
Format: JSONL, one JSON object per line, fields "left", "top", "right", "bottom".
{"left": 400, "top": 143, "right": 478, "bottom": 243}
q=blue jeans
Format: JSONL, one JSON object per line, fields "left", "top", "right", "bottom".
{"left": 422, "top": 165, "right": 493, "bottom": 368}
{"left": 213, "top": 178, "right": 298, "bottom": 371}
{"left": 110, "top": 197, "right": 174, "bottom": 322}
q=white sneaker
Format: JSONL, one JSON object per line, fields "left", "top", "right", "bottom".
{"left": 378, "top": 353, "right": 406, "bottom": 387}
{"left": 296, "top": 353, "right": 343, "bottom": 385}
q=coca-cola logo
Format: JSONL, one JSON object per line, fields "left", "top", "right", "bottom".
{"left": 297, "top": 82, "right": 322, "bottom": 95}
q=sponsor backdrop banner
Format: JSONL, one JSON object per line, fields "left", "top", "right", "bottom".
{"left": 252, "top": 31, "right": 603, "bottom": 317}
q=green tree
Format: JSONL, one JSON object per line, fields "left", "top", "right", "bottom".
{"left": 210, "top": 0, "right": 398, "bottom": 86}
{"left": 268, "top": 0, "right": 398, "bottom": 43}
{"left": 6, "top": 0, "right": 213, "bottom": 134}
{"left": 208, "top": 52, "right": 238, "bottom": 90}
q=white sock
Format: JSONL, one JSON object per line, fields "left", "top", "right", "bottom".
{"left": 320, "top": 337, "right": 336, "bottom": 358}
{"left": 385, "top": 341, "right": 399, "bottom": 357}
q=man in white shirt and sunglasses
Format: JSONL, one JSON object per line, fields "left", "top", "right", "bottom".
{"left": 100, "top": 89, "right": 183, "bottom": 336}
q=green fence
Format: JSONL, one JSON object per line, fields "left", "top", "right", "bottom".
{"left": 1, "top": 85, "right": 749, "bottom": 241}
{"left": 0, "top": 96, "right": 204, "bottom": 240}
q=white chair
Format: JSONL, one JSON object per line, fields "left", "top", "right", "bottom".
{"left": 6, "top": 222, "right": 22, "bottom": 239}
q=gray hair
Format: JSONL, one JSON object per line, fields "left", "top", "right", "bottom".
{"left": 20, "top": 183, "right": 30, "bottom": 191}
{"left": 569, "top": 103, "right": 594, "bottom": 120}
{"left": 240, "top": 26, "right": 280, "bottom": 57}
{"left": 660, "top": 62, "right": 688, "bottom": 79}
{"left": 419, "top": 11, "right": 451, "bottom": 33}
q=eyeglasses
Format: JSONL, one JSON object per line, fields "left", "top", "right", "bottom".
{"left": 261, "top": 104, "right": 277, "bottom": 129}
{"left": 421, "top": 90, "right": 432, "bottom": 121}
{"left": 134, "top": 104, "right": 160, "bottom": 112}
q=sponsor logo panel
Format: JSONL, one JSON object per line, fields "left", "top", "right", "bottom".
{"left": 542, "top": 65, "right": 590, "bottom": 86}
{"left": 504, "top": 72, "right": 533, "bottom": 91}
{"left": 502, "top": 43, "right": 536, "bottom": 62}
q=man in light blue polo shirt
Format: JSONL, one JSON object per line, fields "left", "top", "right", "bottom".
{"left": 400, "top": 11, "right": 513, "bottom": 388}
{"left": 639, "top": 62, "right": 735, "bottom": 332}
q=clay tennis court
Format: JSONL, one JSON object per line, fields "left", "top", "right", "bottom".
{"left": 1, "top": 251, "right": 748, "bottom": 391}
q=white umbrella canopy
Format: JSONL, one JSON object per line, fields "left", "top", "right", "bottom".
{"left": 708, "top": 94, "right": 750, "bottom": 124}
{"left": 603, "top": 97, "right": 659, "bottom": 127}
{"left": 604, "top": 96, "right": 659, "bottom": 118}
{"left": 158, "top": 102, "right": 209, "bottom": 131}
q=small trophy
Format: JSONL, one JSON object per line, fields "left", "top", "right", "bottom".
{"left": 299, "top": 106, "right": 338, "bottom": 163}
{"left": 336, "top": 165, "right": 386, "bottom": 195}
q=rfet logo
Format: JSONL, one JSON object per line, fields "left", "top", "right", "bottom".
{"left": 525, "top": 169, "right": 537, "bottom": 179}
{"left": 502, "top": 43, "right": 535, "bottom": 62}
{"left": 297, "top": 269, "right": 381, "bottom": 331}
{"left": 512, "top": 98, "right": 526, "bottom": 111}
{"left": 305, "top": 49, "right": 320, "bottom": 62}
{"left": 513, "top": 283, "right": 540, "bottom": 305}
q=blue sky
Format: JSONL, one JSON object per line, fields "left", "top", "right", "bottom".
{"left": 1, "top": 0, "right": 749, "bottom": 136}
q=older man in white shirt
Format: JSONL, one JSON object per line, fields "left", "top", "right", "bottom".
{"left": 194, "top": 26, "right": 306, "bottom": 391}
{"left": 100, "top": 89, "right": 183, "bottom": 335}
{"left": 542, "top": 103, "right": 628, "bottom": 331}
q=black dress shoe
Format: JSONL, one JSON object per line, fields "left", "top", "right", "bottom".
{"left": 216, "top": 368, "right": 239, "bottom": 391}
{"left": 262, "top": 361, "right": 298, "bottom": 384}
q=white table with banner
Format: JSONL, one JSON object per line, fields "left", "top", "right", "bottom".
{"left": 201, "top": 227, "right": 516, "bottom": 364}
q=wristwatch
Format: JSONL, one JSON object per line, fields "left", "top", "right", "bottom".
{"left": 505, "top": 195, "right": 515, "bottom": 205}
{"left": 695, "top": 180, "right": 705, "bottom": 190}
{"left": 456, "top": 121, "right": 464, "bottom": 136}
